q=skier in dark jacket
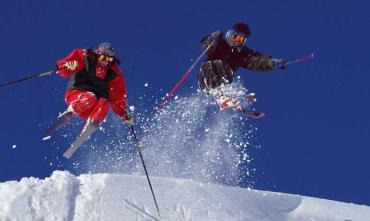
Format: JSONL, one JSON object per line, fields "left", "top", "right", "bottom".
{"left": 198, "top": 22, "right": 285, "bottom": 116}
{"left": 47, "top": 42, "right": 133, "bottom": 158}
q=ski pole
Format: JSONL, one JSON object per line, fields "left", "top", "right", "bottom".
{"left": 155, "top": 40, "right": 216, "bottom": 112}
{"left": 130, "top": 125, "right": 161, "bottom": 217}
{"left": 286, "top": 53, "right": 314, "bottom": 66}
{"left": 0, "top": 70, "right": 55, "bottom": 88}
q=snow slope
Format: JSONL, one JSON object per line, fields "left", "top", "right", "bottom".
{"left": 0, "top": 171, "right": 369, "bottom": 221}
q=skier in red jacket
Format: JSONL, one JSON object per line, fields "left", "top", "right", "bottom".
{"left": 46, "top": 42, "right": 133, "bottom": 158}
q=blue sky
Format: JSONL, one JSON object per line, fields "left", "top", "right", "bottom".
{"left": 1, "top": 0, "right": 369, "bottom": 205}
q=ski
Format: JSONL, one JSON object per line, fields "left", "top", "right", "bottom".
{"left": 236, "top": 108, "right": 266, "bottom": 119}
{"left": 63, "top": 121, "right": 99, "bottom": 159}
{"left": 43, "top": 111, "right": 75, "bottom": 140}
{"left": 245, "top": 111, "right": 266, "bottom": 119}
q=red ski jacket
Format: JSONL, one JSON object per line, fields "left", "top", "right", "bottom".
{"left": 56, "top": 48, "right": 128, "bottom": 118}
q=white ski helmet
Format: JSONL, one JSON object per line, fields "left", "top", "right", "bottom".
{"left": 95, "top": 42, "right": 115, "bottom": 57}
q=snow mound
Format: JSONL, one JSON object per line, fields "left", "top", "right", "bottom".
{"left": 0, "top": 171, "right": 369, "bottom": 221}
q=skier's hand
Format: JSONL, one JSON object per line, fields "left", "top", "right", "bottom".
{"left": 208, "top": 31, "right": 222, "bottom": 47}
{"left": 201, "top": 31, "right": 221, "bottom": 50}
{"left": 272, "top": 58, "right": 286, "bottom": 69}
{"left": 56, "top": 61, "right": 78, "bottom": 71}
{"left": 123, "top": 111, "right": 135, "bottom": 125}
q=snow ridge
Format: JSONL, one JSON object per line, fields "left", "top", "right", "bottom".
{"left": 0, "top": 171, "right": 79, "bottom": 221}
{"left": 1, "top": 171, "right": 370, "bottom": 221}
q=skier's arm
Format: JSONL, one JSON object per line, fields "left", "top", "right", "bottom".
{"left": 240, "top": 48, "right": 275, "bottom": 72}
{"left": 107, "top": 66, "right": 129, "bottom": 120}
{"left": 56, "top": 49, "right": 86, "bottom": 77}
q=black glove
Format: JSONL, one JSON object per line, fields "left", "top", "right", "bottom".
{"left": 272, "top": 58, "right": 287, "bottom": 69}
{"left": 201, "top": 31, "right": 221, "bottom": 50}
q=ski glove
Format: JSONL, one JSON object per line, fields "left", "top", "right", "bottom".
{"left": 201, "top": 31, "right": 222, "bottom": 50}
{"left": 56, "top": 61, "right": 78, "bottom": 72}
{"left": 272, "top": 58, "right": 286, "bottom": 69}
{"left": 123, "top": 111, "right": 134, "bottom": 125}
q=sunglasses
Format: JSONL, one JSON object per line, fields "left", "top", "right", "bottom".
{"left": 98, "top": 54, "right": 114, "bottom": 63}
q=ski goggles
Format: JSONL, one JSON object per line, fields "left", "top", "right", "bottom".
{"left": 233, "top": 33, "right": 247, "bottom": 44}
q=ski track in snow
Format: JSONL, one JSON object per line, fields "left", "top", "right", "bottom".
{"left": 1, "top": 171, "right": 370, "bottom": 221}
{"left": 123, "top": 199, "right": 160, "bottom": 221}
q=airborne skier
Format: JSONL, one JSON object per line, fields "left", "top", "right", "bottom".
{"left": 198, "top": 22, "right": 286, "bottom": 118}
{"left": 46, "top": 42, "right": 133, "bottom": 159}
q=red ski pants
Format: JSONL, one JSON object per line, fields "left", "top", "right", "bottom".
{"left": 65, "top": 90, "right": 110, "bottom": 123}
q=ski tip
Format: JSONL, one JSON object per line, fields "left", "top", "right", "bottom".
{"left": 42, "top": 136, "right": 51, "bottom": 141}
{"left": 258, "top": 112, "right": 266, "bottom": 118}
{"left": 63, "top": 152, "right": 72, "bottom": 159}
{"left": 247, "top": 111, "right": 266, "bottom": 119}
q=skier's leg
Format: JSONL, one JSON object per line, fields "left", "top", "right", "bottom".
{"left": 87, "top": 98, "right": 110, "bottom": 124}
{"left": 65, "top": 90, "right": 97, "bottom": 120}
{"left": 198, "top": 61, "right": 215, "bottom": 92}
{"left": 45, "top": 90, "right": 95, "bottom": 139}
{"left": 62, "top": 98, "right": 109, "bottom": 159}
{"left": 199, "top": 60, "right": 233, "bottom": 90}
